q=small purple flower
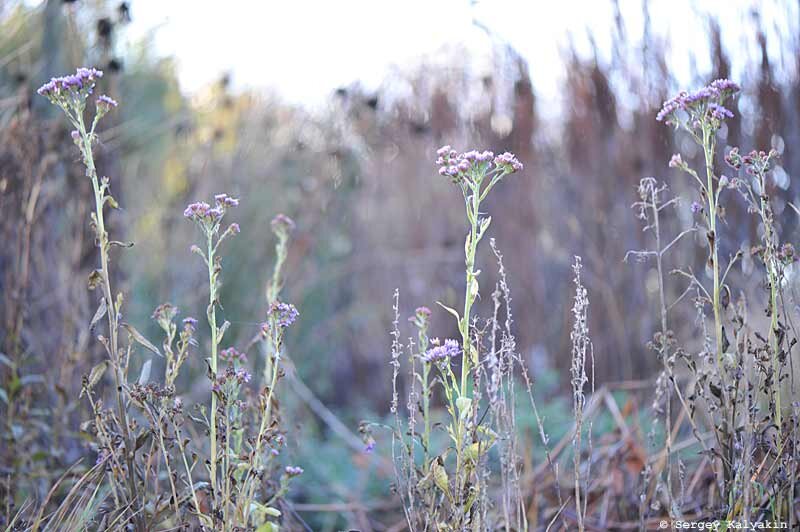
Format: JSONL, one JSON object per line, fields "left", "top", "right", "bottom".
{"left": 220, "top": 347, "right": 246, "bottom": 363}
{"left": 228, "top": 223, "right": 240, "bottom": 235}
{"left": 285, "top": 466, "right": 304, "bottom": 476}
{"left": 214, "top": 193, "right": 239, "bottom": 208}
{"left": 271, "top": 213, "right": 296, "bottom": 234}
{"left": 708, "top": 103, "right": 734, "bottom": 120}
{"left": 690, "top": 201, "right": 702, "bottom": 214}
{"left": 409, "top": 306, "right": 432, "bottom": 325}
{"left": 182, "top": 317, "right": 198, "bottom": 330}
{"left": 270, "top": 301, "right": 299, "bottom": 328}
{"left": 422, "top": 338, "right": 461, "bottom": 363}
{"left": 184, "top": 201, "right": 214, "bottom": 221}
{"left": 494, "top": 151, "right": 524, "bottom": 173}
{"left": 96, "top": 94, "right": 118, "bottom": 115}
{"left": 364, "top": 440, "right": 376, "bottom": 453}
{"left": 235, "top": 368, "right": 252, "bottom": 384}
{"left": 668, "top": 154, "right": 684, "bottom": 169}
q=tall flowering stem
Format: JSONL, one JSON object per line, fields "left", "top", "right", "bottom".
{"left": 36, "top": 69, "right": 144, "bottom": 524}
{"left": 658, "top": 80, "right": 740, "bottom": 389}
{"left": 435, "top": 147, "right": 522, "bottom": 397}
{"left": 241, "top": 299, "right": 299, "bottom": 522}
{"left": 262, "top": 214, "right": 295, "bottom": 385}
{"left": 184, "top": 194, "right": 240, "bottom": 522}
{"left": 434, "top": 145, "right": 522, "bottom": 513}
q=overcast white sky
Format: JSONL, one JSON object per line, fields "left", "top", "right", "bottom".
{"left": 122, "top": 0, "right": 796, "bottom": 112}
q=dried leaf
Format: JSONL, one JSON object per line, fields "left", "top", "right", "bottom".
{"left": 122, "top": 323, "right": 162, "bottom": 357}
{"left": 90, "top": 299, "right": 107, "bottom": 333}
{"left": 81, "top": 361, "right": 108, "bottom": 397}
{"left": 88, "top": 269, "right": 104, "bottom": 290}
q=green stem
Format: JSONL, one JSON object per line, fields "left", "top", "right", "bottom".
{"left": 702, "top": 126, "right": 725, "bottom": 383}
{"left": 207, "top": 234, "right": 219, "bottom": 517}
{"left": 460, "top": 187, "right": 480, "bottom": 396}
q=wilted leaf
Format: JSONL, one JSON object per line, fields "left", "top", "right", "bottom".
{"left": 90, "top": 299, "right": 107, "bottom": 332}
{"left": 81, "top": 361, "right": 108, "bottom": 397}
{"left": 432, "top": 459, "right": 450, "bottom": 496}
{"left": 436, "top": 301, "right": 460, "bottom": 323}
{"left": 122, "top": 323, "right": 161, "bottom": 357}
{"left": 88, "top": 269, "right": 104, "bottom": 290}
{"left": 217, "top": 320, "right": 230, "bottom": 343}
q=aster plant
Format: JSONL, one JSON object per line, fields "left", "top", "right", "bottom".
{"left": 656, "top": 79, "right": 796, "bottom": 523}
{"left": 388, "top": 145, "right": 525, "bottom": 531}
{"left": 185, "top": 199, "right": 302, "bottom": 529}
{"left": 38, "top": 67, "right": 153, "bottom": 529}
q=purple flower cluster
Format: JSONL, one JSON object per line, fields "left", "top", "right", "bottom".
{"left": 220, "top": 347, "right": 247, "bottom": 364}
{"left": 421, "top": 338, "right": 461, "bottom": 363}
{"left": 182, "top": 317, "right": 198, "bottom": 331}
{"left": 37, "top": 67, "right": 103, "bottom": 101}
{"left": 269, "top": 301, "right": 299, "bottom": 328}
{"left": 493, "top": 151, "right": 524, "bottom": 172}
{"left": 215, "top": 193, "right": 239, "bottom": 208}
{"left": 656, "top": 79, "right": 740, "bottom": 123}
{"left": 435, "top": 145, "right": 522, "bottom": 182}
{"left": 408, "top": 306, "right": 432, "bottom": 327}
{"left": 285, "top": 465, "right": 304, "bottom": 476}
{"left": 96, "top": 94, "right": 118, "bottom": 114}
{"left": 183, "top": 193, "right": 239, "bottom": 227}
{"left": 726, "top": 147, "right": 778, "bottom": 176}
{"left": 183, "top": 202, "right": 219, "bottom": 222}
{"left": 211, "top": 366, "right": 252, "bottom": 393}
{"left": 707, "top": 103, "right": 733, "bottom": 120}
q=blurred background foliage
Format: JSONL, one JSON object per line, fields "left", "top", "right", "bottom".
{"left": 2, "top": 0, "right": 800, "bottom": 528}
